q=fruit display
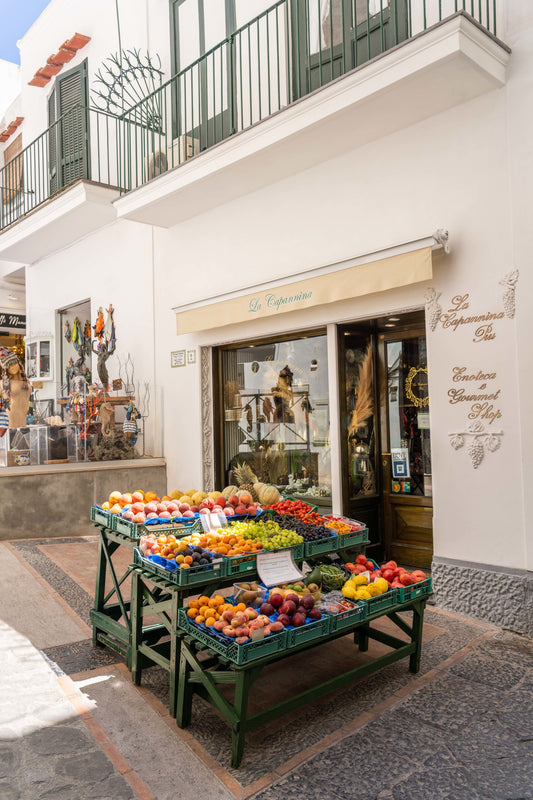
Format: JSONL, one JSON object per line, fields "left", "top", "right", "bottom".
{"left": 341, "top": 573, "right": 390, "bottom": 601}
{"left": 344, "top": 555, "right": 427, "bottom": 588}
{"left": 233, "top": 581, "right": 265, "bottom": 607}
{"left": 229, "top": 462, "right": 282, "bottom": 505}
{"left": 262, "top": 499, "right": 322, "bottom": 524}
{"left": 185, "top": 595, "right": 283, "bottom": 643}
{"left": 263, "top": 587, "right": 323, "bottom": 628}
{"left": 157, "top": 520, "right": 303, "bottom": 560}
{"left": 139, "top": 533, "right": 214, "bottom": 570}
{"left": 315, "top": 563, "right": 347, "bottom": 591}
{"left": 267, "top": 512, "right": 334, "bottom": 542}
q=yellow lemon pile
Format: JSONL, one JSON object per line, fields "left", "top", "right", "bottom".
{"left": 342, "top": 575, "right": 389, "bottom": 601}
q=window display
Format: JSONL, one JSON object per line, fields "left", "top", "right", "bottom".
{"left": 343, "top": 336, "right": 377, "bottom": 499}
{"left": 218, "top": 333, "right": 331, "bottom": 503}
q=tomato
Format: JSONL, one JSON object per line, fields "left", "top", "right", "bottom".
{"left": 382, "top": 569, "right": 394, "bottom": 582}
{"left": 400, "top": 573, "right": 414, "bottom": 586}
{"left": 355, "top": 554, "right": 367, "bottom": 565}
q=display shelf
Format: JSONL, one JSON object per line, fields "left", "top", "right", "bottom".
{"left": 133, "top": 548, "right": 226, "bottom": 587}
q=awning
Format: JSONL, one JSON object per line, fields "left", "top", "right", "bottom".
{"left": 175, "top": 243, "right": 436, "bottom": 335}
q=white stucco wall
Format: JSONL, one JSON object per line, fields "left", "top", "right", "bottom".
{"left": 25, "top": 219, "right": 159, "bottom": 456}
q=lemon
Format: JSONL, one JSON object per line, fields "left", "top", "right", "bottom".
{"left": 342, "top": 584, "right": 357, "bottom": 599}
{"left": 355, "top": 588, "right": 372, "bottom": 600}
{"left": 374, "top": 577, "right": 389, "bottom": 595}
{"left": 366, "top": 583, "right": 380, "bottom": 597}
{"left": 352, "top": 575, "right": 368, "bottom": 586}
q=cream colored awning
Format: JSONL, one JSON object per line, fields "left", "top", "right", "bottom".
{"left": 175, "top": 245, "right": 433, "bottom": 335}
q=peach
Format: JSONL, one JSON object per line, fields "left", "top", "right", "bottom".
{"left": 146, "top": 512, "right": 158, "bottom": 519}
{"left": 133, "top": 513, "right": 146, "bottom": 523}
{"left": 132, "top": 491, "right": 144, "bottom": 502}
{"left": 245, "top": 608, "right": 258, "bottom": 620}
{"left": 120, "top": 493, "right": 133, "bottom": 506}
{"left": 231, "top": 614, "right": 248, "bottom": 628}
{"left": 223, "top": 626, "right": 237, "bottom": 638}
{"left": 247, "top": 503, "right": 258, "bottom": 515}
{"left": 235, "top": 635, "right": 249, "bottom": 644}
{"left": 132, "top": 502, "right": 145, "bottom": 513}
{"left": 110, "top": 503, "right": 122, "bottom": 514}
{"left": 144, "top": 501, "right": 158, "bottom": 514}
{"left": 182, "top": 510, "right": 194, "bottom": 517}
{"left": 234, "top": 625, "right": 249, "bottom": 637}
{"left": 222, "top": 610, "right": 235, "bottom": 622}
{"left": 159, "top": 511, "right": 171, "bottom": 519}
{"left": 109, "top": 491, "right": 122, "bottom": 504}
{"left": 122, "top": 510, "right": 135, "bottom": 521}
{"left": 223, "top": 507, "right": 235, "bottom": 517}
{"left": 228, "top": 495, "right": 239, "bottom": 507}
{"left": 239, "top": 492, "right": 252, "bottom": 506}
{"left": 234, "top": 504, "right": 247, "bottom": 515}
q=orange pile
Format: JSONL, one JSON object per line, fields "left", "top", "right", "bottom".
{"left": 181, "top": 531, "right": 264, "bottom": 557}
{"left": 186, "top": 595, "right": 245, "bottom": 626}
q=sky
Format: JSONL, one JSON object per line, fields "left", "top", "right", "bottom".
{"left": 0, "top": 0, "right": 52, "bottom": 64}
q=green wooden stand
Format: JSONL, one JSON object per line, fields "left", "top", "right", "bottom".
{"left": 90, "top": 524, "right": 172, "bottom": 666}
{"left": 176, "top": 596, "right": 427, "bottom": 768}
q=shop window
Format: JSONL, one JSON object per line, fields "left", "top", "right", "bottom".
{"left": 25, "top": 338, "right": 53, "bottom": 381}
{"left": 58, "top": 300, "right": 92, "bottom": 394}
{"left": 217, "top": 333, "right": 331, "bottom": 503}
{"left": 344, "top": 336, "right": 378, "bottom": 499}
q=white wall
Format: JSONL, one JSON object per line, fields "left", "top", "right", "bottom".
{"left": 0, "top": 60, "right": 20, "bottom": 119}
{"left": 25, "top": 220, "right": 159, "bottom": 455}
{"left": 152, "top": 45, "right": 528, "bottom": 572}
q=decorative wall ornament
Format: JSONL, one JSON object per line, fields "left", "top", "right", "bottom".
{"left": 433, "top": 228, "right": 450, "bottom": 254}
{"left": 499, "top": 269, "right": 519, "bottom": 319}
{"left": 424, "top": 288, "right": 442, "bottom": 332}
{"left": 449, "top": 421, "right": 503, "bottom": 469}
{"left": 405, "top": 366, "right": 429, "bottom": 408}
{"left": 201, "top": 347, "right": 215, "bottom": 491}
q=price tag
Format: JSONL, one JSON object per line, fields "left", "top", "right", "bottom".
{"left": 256, "top": 549, "right": 303, "bottom": 587}
{"left": 199, "top": 512, "right": 227, "bottom": 533}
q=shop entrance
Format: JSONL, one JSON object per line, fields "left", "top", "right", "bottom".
{"left": 339, "top": 312, "right": 433, "bottom": 569}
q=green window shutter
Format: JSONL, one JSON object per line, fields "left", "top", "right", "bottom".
{"left": 48, "top": 60, "right": 89, "bottom": 190}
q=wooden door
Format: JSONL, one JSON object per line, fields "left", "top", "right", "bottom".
{"left": 378, "top": 327, "right": 433, "bottom": 569}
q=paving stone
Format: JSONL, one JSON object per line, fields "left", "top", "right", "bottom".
{"left": 0, "top": 782, "right": 19, "bottom": 800}
{"left": 85, "top": 773, "right": 137, "bottom": 799}
{"left": 449, "top": 647, "right": 529, "bottom": 689}
{"left": 465, "top": 756, "right": 533, "bottom": 799}
{"left": 396, "top": 673, "right": 504, "bottom": 732}
{"left": 356, "top": 707, "right": 448, "bottom": 764}
{"left": 0, "top": 749, "right": 15, "bottom": 779}
{"left": 56, "top": 749, "right": 115, "bottom": 782}
{"left": 26, "top": 724, "right": 94, "bottom": 755}
{"left": 421, "top": 747, "right": 460, "bottom": 769}
{"left": 445, "top": 713, "right": 527, "bottom": 762}
{"left": 36, "top": 784, "right": 81, "bottom": 800}
{"left": 496, "top": 688, "right": 533, "bottom": 741}
{"left": 254, "top": 773, "right": 344, "bottom": 800}
{"left": 391, "top": 765, "right": 485, "bottom": 800}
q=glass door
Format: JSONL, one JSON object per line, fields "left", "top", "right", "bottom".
{"left": 379, "top": 327, "right": 433, "bottom": 568}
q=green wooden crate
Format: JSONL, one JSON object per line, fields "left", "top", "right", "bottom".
{"left": 133, "top": 548, "right": 226, "bottom": 587}
{"left": 90, "top": 505, "right": 115, "bottom": 528}
{"left": 328, "top": 601, "right": 367, "bottom": 632}
{"left": 285, "top": 614, "right": 331, "bottom": 647}
{"left": 395, "top": 577, "right": 432, "bottom": 603}
{"left": 177, "top": 609, "right": 287, "bottom": 665}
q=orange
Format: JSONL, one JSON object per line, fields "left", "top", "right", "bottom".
{"left": 101, "top": 501, "right": 110, "bottom": 510}
{"left": 109, "top": 491, "right": 122, "bottom": 504}
{"left": 195, "top": 615, "right": 205, "bottom": 624}
{"left": 180, "top": 563, "right": 190, "bottom": 569}
{"left": 144, "top": 491, "right": 158, "bottom": 502}
{"left": 235, "top": 602, "right": 246, "bottom": 612}
{"left": 205, "top": 617, "right": 216, "bottom": 627}
{"left": 184, "top": 556, "right": 193, "bottom": 565}
{"left": 162, "top": 495, "right": 171, "bottom": 501}
{"left": 212, "top": 595, "right": 224, "bottom": 605}
{"left": 188, "top": 599, "right": 200, "bottom": 609}
{"left": 187, "top": 608, "right": 197, "bottom": 619}
{"left": 198, "top": 596, "right": 210, "bottom": 606}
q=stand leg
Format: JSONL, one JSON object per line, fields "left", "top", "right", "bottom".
{"left": 231, "top": 670, "right": 254, "bottom": 768}
{"left": 92, "top": 532, "right": 107, "bottom": 646}
{"left": 355, "top": 624, "right": 369, "bottom": 652}
{"left": 169, "top": 591, "right": 181, "bottom": 719}
{"left": 130, "top": 571, "right": 143, "bottom": 685}
{"left": 176, "top": 646, "right": 193, "bottom": 728}
{"left": 409, "top": 600, "right": 425, "bottom": 674}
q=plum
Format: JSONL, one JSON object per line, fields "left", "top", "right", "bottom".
{"left": 269, "top": 593, "right": 284, "bottom": 608}
{"left": 260, "top": 602, "right": 274, "bottom": 616}
{"left": 277, "top": 613, "right": 290, "bottom": 627}
{"left": 280, "top": 600, "right": 296, "bottom": 616}
{"left": 307, "top": 608, "right": 322, "bottom": 620}
{"left": 300, "top": 594, "right": 315, "bottom": 610}
{"left": 292, "top": 612, "right": 306, "bottom": 627}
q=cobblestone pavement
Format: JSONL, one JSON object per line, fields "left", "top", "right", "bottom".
{"left": 1, "top": 537, "right": 532, "bottom": 800}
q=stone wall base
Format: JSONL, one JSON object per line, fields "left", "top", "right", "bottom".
{"left": 1, "top": 459, "right": 167, "bottom": 540}
{"left": 432, "top": 556, "right": 533, "bottom": 636}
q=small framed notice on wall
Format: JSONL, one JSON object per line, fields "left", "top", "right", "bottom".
{"left": 186, "top": 349, "right": 196, "bottom": 365}
{"left": 171, "top": 350, "right": 186, "bottom": 368}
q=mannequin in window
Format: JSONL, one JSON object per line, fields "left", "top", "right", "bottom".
{"left": 0, "top": 347, "right": 32, "bottom": 429}
{"left": 272, "top": 365, "right": 295, "bottom": 423}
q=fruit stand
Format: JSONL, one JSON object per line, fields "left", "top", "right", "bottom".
{"left": 90, "top": 487, "right": 432, "bottom": 767}
{"left": 176, "top": 593, "right": 428, "bottom": 768}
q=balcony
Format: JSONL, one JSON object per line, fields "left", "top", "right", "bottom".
{"left": 0, "top": 1, "right": 509, "bottom": 253}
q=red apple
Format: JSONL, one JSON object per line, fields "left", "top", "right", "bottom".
{"left": 292, "top": 612, "right": 306, "bottom": 627}
{"left": 277, "top": 613, "right": 290, "bottom": 627}
{"left": 269, "top": 593, "right": 284, "bottom": 608}
{"left": 285, "top": 592, "right": 299, "bottom": 605}
{"left": 280, "top": 600, "right": 296, "bottom": 616}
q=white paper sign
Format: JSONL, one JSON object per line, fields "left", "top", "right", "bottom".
{"left": 200, "top": 512, "right": 227, "bottom": 533}
{"left": 391, "top": 447, "right": 410, "bottom": 479}
{"left": 256, "top": 549, "right": 303, "bottom": 587}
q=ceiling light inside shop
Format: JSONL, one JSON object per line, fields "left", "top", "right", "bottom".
{"left": 8, "top": 294, "right": 18, "bottom": 300}
{"left": 388, "top": 317, "right": 400, "bottom": 321}
{"left": 385, "top": 323, "right": 396, "bottom": 328}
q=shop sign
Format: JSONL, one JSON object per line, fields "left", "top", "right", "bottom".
{"left": 0, "top": 310, "right": 25, "bottom": 332}
{"left": 448, "top": 365, "right": 504, "bottom": 468}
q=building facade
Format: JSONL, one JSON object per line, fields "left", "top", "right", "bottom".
{"left": 0, "top": 0, "right": 531, "bottom": 633}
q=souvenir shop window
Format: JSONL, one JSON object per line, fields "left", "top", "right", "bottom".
{"left": 218, "top": 331, "right": 332, "bottom": 503}
{"left": 25, "top": 338, "right": 52, "bottom": 380}
{"left": 57, "top": 300, "right": 92, "bottom": 395}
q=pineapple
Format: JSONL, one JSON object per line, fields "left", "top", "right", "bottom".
{"left": 232, "top": 462, "right": 260, "bottom": 502}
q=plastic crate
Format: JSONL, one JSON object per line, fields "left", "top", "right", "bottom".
{"left": 177, "top": 608, "right": 287, "bottom": 665}
{"left": 114, "top": 515, "right": 202, "bottom": 539}
{"left": 90, "top": 505, "right": 115, "bottom": 528}
{"left": 360, "top": 589, "right": 398, "bottom": 615}
{"left": 303, "top": 534, "right": 338, "bottom": 557}
{"left": 335, "top": 528, "right": 369, "bottom": 549}
{"left": 133, "top": 547, "right": 226, "bottom": 586}
{"left": 329, "top": 601, "right": 367, "bottom": 632}
{"left": 285, "top": 613, "right": 331, "bottom": 647}
{"left": 395, "top": 577, "right": 432, "bottom": 603}
{"left": 223, "top": 543, "right": 305, "bottom": 576}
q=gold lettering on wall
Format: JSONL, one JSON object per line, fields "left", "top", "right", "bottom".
{"left": 447, "top": 366, "right": 502, "bottom": 425}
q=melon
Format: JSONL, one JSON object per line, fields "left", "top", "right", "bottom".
{"left": 259, "top": 485, "right": 281, "bottom": 505}
{"left": 178, "top": 495, "right": 194, "bottom": 506}
{"left": 192, "top": 491, "right": 208, "bottom": 505}
{"left": 222, "top": 485, "right": 239, "bottom": 499}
